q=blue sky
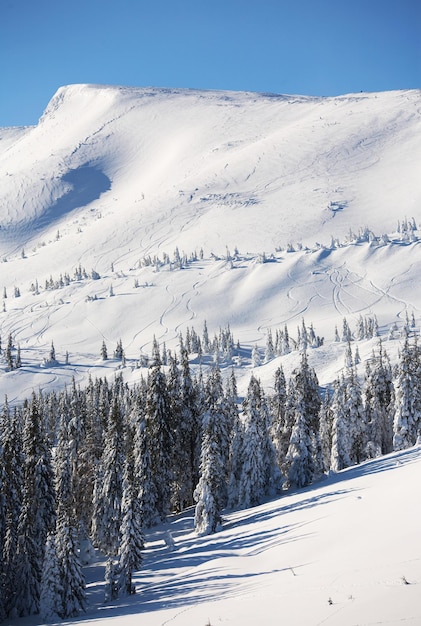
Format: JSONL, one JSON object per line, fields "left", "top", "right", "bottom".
{"left": 1, "top": 0, "right": 420, "bottom": 126}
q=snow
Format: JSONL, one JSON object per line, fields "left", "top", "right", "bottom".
{"left": 0, "top": 86, "right": 420, "bottom": 401}
{"left": 1, "top": 84, "right": 421, "bottom": 624}
{"left": 12, "top": 444, "right": 421, "bottom": 626}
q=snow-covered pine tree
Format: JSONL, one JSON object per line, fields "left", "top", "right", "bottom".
{"left": 171, "top": 343, "right": 201, "bottom": 510}
{"left": 270, "top": 366, "right": 287, "bottom": 471}
{"left": 39, "top": 533, "right": 63, "bottom": 622}
{"left": 393, "top": 333, "right": 421, "bottom": 450}
{"left": 345, "top": 367, "right": 366, "bottom": 465}
{"left": 117, "top": 448, "right": 144, "bottom": 596}
{"left": 251, "top": 344, "right": 261, "bottom": 367}
{"left": 238, "top": 375, "right": 278, "bottom": 507}
{"left": 226, "top": 405, "right": 244, "bottom": 509}
{"left": 145, "top": 338, "right": 173, "bottom": 522}
{"left": 363, "top": 343, "right": 394, "bottom": 456}
{"left": 265, "top": 328, "right": 275, "bottom": 362}
{"left": 91, "top": 395, "right": 125, "bottom": 556}
{"left": 342, "top": 318, "right": 352, "bottom": 343}
{"left": 319, "top": 389, "right": 333, "bottom": 471}
{"left": 194, "top": 367, "right": 229, "bottom": 535}
{"left": 286, "top": 352, "right": 322, "bottom": 479}
{"left": 330, "top": 376, "right": 352, "bottom": 471}
{"left": 101, "top": 340, "right": 108, "bottom": 360}
{"left": 0, "top": 403, "right": 24, "bottom": 618}
{"left": 9, "top": 395, "right": 56, "bottom": 617}
{"left": 285, "top": 391, "right": 313, "bottom": 489}
{"left": 55, "top": 411, "right": 86, "bottom": 618}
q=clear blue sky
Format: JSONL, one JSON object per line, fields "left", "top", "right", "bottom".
{"left": 1, "top": 0, "right": 420, "bottom": 126}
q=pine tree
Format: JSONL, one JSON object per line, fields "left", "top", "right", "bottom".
{"left": 117, "top": 451, "right": 144, "bottom": 596}
{"left": 238, "top": 376, "right": 278, "bottom": 507}
{"left": 145, "top": 339, "right": 173, "bottom": 522}
{"left": 285, "top": 401, "right": 313, "bottom": 489}
{"left": 319, "top": 389, "right": 334, "bottom": 471}
{"left": 194, "top": 367, "right": 228, "bottom": 535}
{"left": 9, "top": 395, "right": 56, "bottom": 617}
{"left": 364, "top": 343, "right": 394, "bottom": 456}
{"left": 133, "top": 404, "right": 158, "bottom": 528}
{"left": 251, "top": 344, "right": 261, "bottom": 367}
{"left": 101, "top": 340, "right": 108, "bottom": 360}
{"left": 5, "top": 333, "right": 13, "bottom": 371}
{"left": 330, "top": 376, "right": 351, "bottom": 471}
{"left": 226, "top": 408, "right": 244, "bottom": 509}
{"left": 39, "top": 533, "right": 63, "bottom": 622}
{"left": 393, "top": 333, "right": 421, "bottom": 450}
{"left": 0, "top": 403, "right": 24, "bottom": 618}
{"left": 170, "top": 344, "right": 201, "bottom": 511}
{"left": 55, "top": 410, "right": 86, "bottom": 618}
{"left": 91, "top": 396, "right": 125, "bottom": 555}
{"left": 345, "top": 367, "right": 366, "bottom": 465}
{"left": 270, "top": 366, "right": 287, "bottom": 471}
{"left": 265, "top": 329, "right": 275, "bottom": 362}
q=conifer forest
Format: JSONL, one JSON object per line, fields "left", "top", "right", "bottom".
{"left": 1, "top": 318, "right": 420, "bottom": 621}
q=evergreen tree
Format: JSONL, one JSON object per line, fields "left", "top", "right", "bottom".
{"left": 117, "top": 451, "right": 144, "bottom": 596}
{"left": 238, "top": 376, "right": 278, "bottom": 507}
{"left": 101, "top": 340, "right": 108, "bottom": 360}
{"left": 345, "top": 367, "right": 366, "bottom": 465}
{"left": 194, "top": 367, "right": 228, "bottom": 535}
{"left": 330, "top": 376, "right": 351, "bottom": 471}
{"left": 393, "top": 334, "right": 421, "bottom": 450}
{"left": 91, "top": 396, "right": 125, "bottom": 555}
{"left": 319, "top": 389, "right": 334, "bottom": 471}
{"left": 265, "top": 329, "right": 275, "bottom": 362}
{"left": 283, "top": 352, "right": 322, "bottom": 481}
{"left": 270, "top": 366, "right": 287, "bottom": 471}
{"left": 364, "top": 343, "right": 394, "bottom": 456}
{"left": 251, "top": 344, "right": 261, "bottom": 367}
{"left": 170, "top": 344, "right": 201, "bottom": 511}
{"left": 0, "top": 403, "right": 24, "bottom": 618}
{"left": 9, "top": 395, "right": 56, "bottom": 617}
{"left": 226, "top": 407, "right": 244, "bottom": 509}
{"left": 145, "top": 339, "right": 173, "bottom": 522}
{"left": 55, "top": 410, "right": 86, "bottom": 618}
{"left": 39, "top": 533, "right": 63, "bottom": 622}
{"left": 285, "top": 400, "right": 313, "bottom": 489}
{"left": 5, "top": 333, "right": 13, "bottom": 371}
{"left": 132, "top": 404, "right": 158, "bottom": 528}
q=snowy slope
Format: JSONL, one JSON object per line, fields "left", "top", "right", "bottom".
{"left": 2, "top": 85, "right": 421, "bottom": 626}
{"left": 14, "top": 444, "right": 421, "bottom": 626}
{"left": 0, "top": 85, "right": 420, "bottom": 401}
{"left": 1, "top": 85, "right": 420, "bottom": 257}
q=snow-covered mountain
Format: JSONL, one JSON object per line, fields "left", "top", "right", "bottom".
{"left": 0, "top": 84, "right": 420, "bottom": 400}
{"left": 2, "top": 86, "right": 421, "bottom": 626}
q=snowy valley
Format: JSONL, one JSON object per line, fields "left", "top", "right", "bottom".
{"left": 0, "top": 85, "right": 421, "bottom": 625}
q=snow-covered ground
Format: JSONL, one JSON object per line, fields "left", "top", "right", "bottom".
{"left": 13, "top": 444, "right": 421, "bottom": 626}
{"left": 0, "top": 85, "right": 420, "bottom": 401}
{"left": 1, "top": 85, "right": 421, "bottom": 625}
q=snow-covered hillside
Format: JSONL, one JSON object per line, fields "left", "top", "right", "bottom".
{"left": 0, "top": 85, "right": 420, "bottom": 401}
{"left": 13, "top": 444, "right": 421, "bottom": 626}
{"left": 2, "top": 86, "right": 421, "bottom": 626}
